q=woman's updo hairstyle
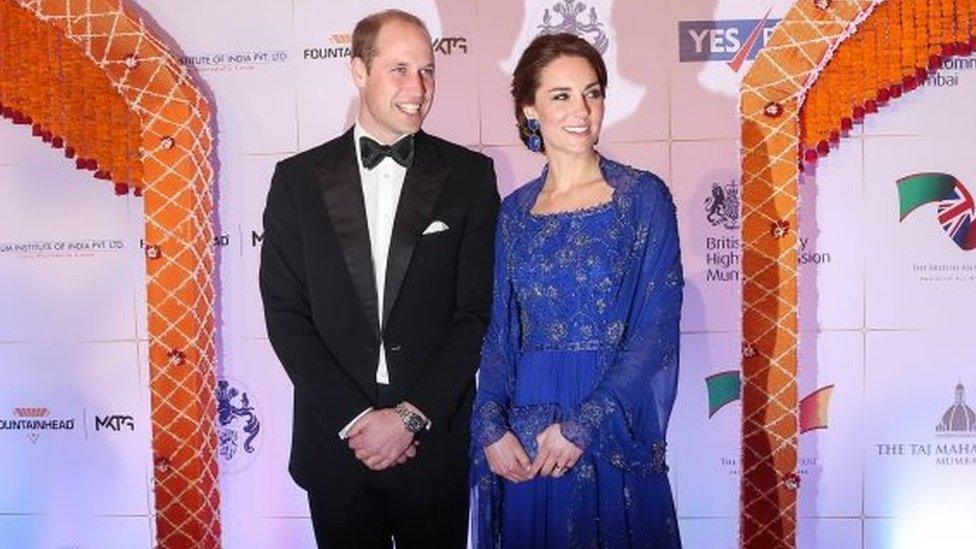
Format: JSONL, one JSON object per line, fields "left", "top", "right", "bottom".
{"left": 511, "top": 33, "right": 608, "bottom": 153}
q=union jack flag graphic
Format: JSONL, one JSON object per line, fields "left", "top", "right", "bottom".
{"left": 898, "top": 173, "right": 976, "bottom": 251}
{"left": 936, "top": 180, "right": 975, "bottom": 249}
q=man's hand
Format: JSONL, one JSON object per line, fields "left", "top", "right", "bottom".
{"left": 484, "top": 431, "right": 534, "bottom": 483}
{"left": 395, "top": 440, "right": 419, "bottom": 465}
{"left": 531, "top": 424, "right": 582, "bottom": 478}
{"left": 346, "top": 409, "right": 414, "bottom": 470}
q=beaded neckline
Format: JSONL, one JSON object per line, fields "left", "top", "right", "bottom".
{"left": 525, "top": 155, "right": 617, "bottom": 219}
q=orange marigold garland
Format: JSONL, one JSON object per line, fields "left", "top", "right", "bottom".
{"left": 0, "top": 1, "right": 220, "bottom": 546}
{"left": 801, "top": 0, "right": 976, "bottom": 168}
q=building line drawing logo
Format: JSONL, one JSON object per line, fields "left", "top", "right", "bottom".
{"left": 936, "top": 381, "right": 976, "bottom": 434}
{"left": 898, "top": 172, "right": 976, "bottom": 251}
{"left": 705, "top": 370, "right": 833, "bottom": 433}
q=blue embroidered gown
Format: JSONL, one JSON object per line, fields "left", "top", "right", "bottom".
{"left": 470, "top": 157, "right": 683, "bottom": 548}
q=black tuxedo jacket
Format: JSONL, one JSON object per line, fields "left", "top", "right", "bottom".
{"left": 259, "top": 128, "right": 499, "bottom": 497}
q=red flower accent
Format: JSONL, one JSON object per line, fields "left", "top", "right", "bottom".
{"left": 877, "top": 87, "right": 890, "bottom": 103}
{"left": 889, "top": 84, "right": 902, "bottom": 99}
{"left": 770, "top": 219, "right": 790, "bottom": 239}
{"left": 852, "top": 106, "right": 865, "bottom": 122}
{"left": 114, "top": 182, "right": 129, "bottom": 195}
{"left": 903, "top": 75, "right": 917, "bottom": 91}
{"left": 829, "top": 130, "right": 839, "bottom": 145}
{"left": 816, "top": 140, "right": 829, "bottom": 156}
{"left": 167, "top": 349, "right": 186, "bottom": 366}
{"left": 915, "top": 67, "right": 929, "bottom": 83}
{"left": 763, "top": 101, "right": 784, "bottom": 118}
{"left": 803, "top": 148, "right": 818, "bottom": 164}
{"left": 840, "top": 117, "right": 853, "bottom": 131}
{"left": 31, "top": 123, "right": 43, "bottom": 137}
{"left": 154, "top": 456, "right": 172, "bottom": 474}
{"left": 51, "top": 136, "right": 64, "bottom": 149}
{"left": 133, "top": 187, "right": 143, "bottom": 197}
{"left": 64, "top": 146, "right": 76, "bottom": 159}
{"left": 784, "top": 472, "right": 801, "bottom": 491}
{"left": 958, "top": 42, "right": 973, "bottom": 57}
{"left": 928, "top": 54, "right": 942, "bottom": 71}
{"left": 864, "top": 100, "right": 878, "bottom": 114}
{"left": 95, "top": 170, "right": 113, "bottom": 181}
{"left": 742, "top": 343, "right": 757, "bottom": 358}
{"left": 942, "top": 43, "right": 956, "bottom": 56}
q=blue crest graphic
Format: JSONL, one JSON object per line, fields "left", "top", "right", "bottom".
{"left": 216, "top": 379, "right": 260, "bottom": 462}
{"left": 704, "top": 181, "right": 740, "bottom": 230}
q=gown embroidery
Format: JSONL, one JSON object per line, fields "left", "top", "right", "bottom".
{"left": 471, "top": 157, "right": 683, "bottom": 548}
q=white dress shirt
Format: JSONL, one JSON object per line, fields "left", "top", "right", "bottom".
{"left": 338, "top": 122, "right": 408, "bottom": 438}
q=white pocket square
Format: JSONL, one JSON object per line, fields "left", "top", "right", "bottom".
{"left": 422, "top": 220, "right": 450, "bottom": 235}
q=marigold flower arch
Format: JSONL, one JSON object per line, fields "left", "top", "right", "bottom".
{"left": 0, "top": 0, "right": 219, "bottom": 546}
{"left": 740, "top": 0, "right": 976, "bottom": 546}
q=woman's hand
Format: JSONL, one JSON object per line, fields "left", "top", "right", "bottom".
{"left": 484, "top": 431, "right": 535, "bottom": 483}
{"left": 532, "top": 424, "right": 583, "bottom": 478}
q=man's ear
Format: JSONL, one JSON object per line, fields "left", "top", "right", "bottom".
{"left": 351, "top": 57, "right": 368, "bottom": 88}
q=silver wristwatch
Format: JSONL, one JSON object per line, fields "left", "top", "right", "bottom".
{"left": 395, "top": 403, "right": 427, "bottom": 434}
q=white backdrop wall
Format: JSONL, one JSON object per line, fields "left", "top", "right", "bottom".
{"left": 1, "top": 1, "right": 975, "bottom": 548}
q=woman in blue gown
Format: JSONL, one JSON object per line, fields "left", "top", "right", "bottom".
{"left": 470, "top": 33, "right": 683, "bottom": 548}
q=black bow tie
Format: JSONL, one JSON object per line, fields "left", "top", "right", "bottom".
{"left": 359, "top": 135, "right": 415, "bottom": 170}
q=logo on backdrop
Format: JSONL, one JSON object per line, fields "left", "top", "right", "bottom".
{"left": 875, "top": 380, "right": 976, "bottom": 466}
{"left": 898, "top": 173, "right": 976, "bottom": 251}
{"left": 705, "top": 371, "right": 833, "bottom": 478}
{"left": 702, "top": 179, "right": 740, "bottom": 282}
{"left": 303, "top": 33, "right": 468, "bottom": 61}
{"left": 501, "top": 0, "right": 643, "bottom": 129}
{"left": 537, "top": 0, "right": 609, "bottom": 54}
{"left": 705, "top": 370, "right": 834, "bottom": 433}
{"left": 0, "top": 407, "right": 76, "bottom": 444}
{"left": 178, "top": 49, "right": 289, "bottom": 72}
{"left": 216, "top": 378, "right": 262, "bottom": 473}
{"left": 897, "top": 173, "right": 976, "bottom": 283}
{"left": 249, "top": 229, "right": 263, "bottom": 248}
{"left": 704, "top": 180, "right": 739, "bottom": 230}
{"left": 0, "top": 238, "right": 124, "bottom": 260}
{"left": 678, "top": 9, "right": 780, "bottom": 72}
{"left": 94, "top": 414, "right": 135, "bottom": 432}
{"left": 936, "top": 381, "right": 976, "bottom": 434}
{"left": 923, "top": 55, "right": 976, "bottom": 88}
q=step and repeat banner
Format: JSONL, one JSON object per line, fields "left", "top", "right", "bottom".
{"left": 1, "top": 0, "right": 974, "bottom": 547}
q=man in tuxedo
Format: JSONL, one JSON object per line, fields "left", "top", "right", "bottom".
{"left": 259, "top": 9, "right": 499, "bottom": 548}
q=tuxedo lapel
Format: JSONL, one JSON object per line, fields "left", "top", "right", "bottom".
{"left": 314, "top": 129, "right": 380, "bottom": 338}
{"left": 383, "top": 132, "right": 449, "bottom": 327}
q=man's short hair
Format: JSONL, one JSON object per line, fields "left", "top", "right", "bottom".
{"left": 351, "top": 9, "right": 430, "bottom": 71}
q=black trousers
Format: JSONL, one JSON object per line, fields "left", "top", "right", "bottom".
{"left": 308, "top": 442, "right": 469, "bottom": 549}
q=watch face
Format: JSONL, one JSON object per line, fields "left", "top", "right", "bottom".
{"left": 405, "top": 414, "right": 425, "bottom": 433}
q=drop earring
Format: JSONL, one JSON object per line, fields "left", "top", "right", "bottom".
{"left": 526, "top": 118, "right": 542, "bottom": 152}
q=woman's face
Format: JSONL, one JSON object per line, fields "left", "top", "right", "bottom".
{"left": 523, "top": 55, "right": 605, "bottom": 157}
